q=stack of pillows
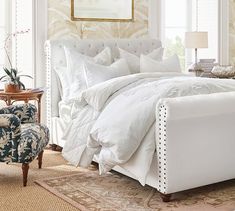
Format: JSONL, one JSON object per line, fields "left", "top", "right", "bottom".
{"left": 54, "top": 46, "right": 182, "bottom": 100}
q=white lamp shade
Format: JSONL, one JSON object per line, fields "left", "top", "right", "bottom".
{"left": 185, "top": 32, "right": 208, "bottom": 49}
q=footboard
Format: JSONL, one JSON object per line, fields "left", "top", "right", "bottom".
{"left": 156, "top": 91, "right": 235, "bottom": 195}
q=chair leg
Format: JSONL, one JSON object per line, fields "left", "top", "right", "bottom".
{"left": 22, "top": 163, "right": 29, "bottom": 187}
{"left": 38, "top": 150, "right": 44, "bottom": 169}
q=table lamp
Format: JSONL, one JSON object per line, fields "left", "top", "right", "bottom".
{"left": 185, "top": 31, "right": 208, "bottom": 73}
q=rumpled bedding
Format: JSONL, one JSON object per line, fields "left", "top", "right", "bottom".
{"left": 62, "top": 72, "right": 235, "bottom": 185}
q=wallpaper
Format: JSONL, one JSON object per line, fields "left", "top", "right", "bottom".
{"left": 49, "top": 0, "right": 235, "bottom": 65}
{"left": 230, "top": 0, "right": 235, "bottom": 65}
{"left": 48, "top": 0, "right": 149, "bottom": 40}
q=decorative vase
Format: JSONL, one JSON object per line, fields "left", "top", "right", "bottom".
{"left": 4, "top": 84, "right": 20, "bottom": 93}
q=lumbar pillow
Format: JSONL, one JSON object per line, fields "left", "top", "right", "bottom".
{"left": 118, "top": 47, "right": 164, "bottom": 74}
{"left": 211, "top": 65, "right": 235, "bottom": 78}
{"left": 55, "top": 47, "right": 112, "bottom": 100}
{"left": 140, "top": 54, "right": 181, "bottom": 73}
{"left": 84, "top": 59, "right": 130, "bottom": 87}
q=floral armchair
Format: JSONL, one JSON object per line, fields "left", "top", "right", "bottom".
{"left": 0, "top": 103, "right": 49, "bottom": 186}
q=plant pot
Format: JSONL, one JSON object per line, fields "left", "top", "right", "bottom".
{"left": 4, "top": 84, "right": 20, "bottom": 93}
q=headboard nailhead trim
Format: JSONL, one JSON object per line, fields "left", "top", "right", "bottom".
{"left": 157, "top": 104, "right": 167, "bottom": 194}
{"left": 45, "top": 41, "right": 52, "bottom": 130}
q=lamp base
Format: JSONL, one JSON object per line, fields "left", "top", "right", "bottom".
{"left": 188, "top": 63, "right": 204, "bottom": 77}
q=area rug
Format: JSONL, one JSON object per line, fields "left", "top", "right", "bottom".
{"left": 35, "top": 171, "right": 235, "bottom": 211}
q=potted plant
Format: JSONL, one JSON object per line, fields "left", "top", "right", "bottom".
{"left": 0, "top": 29, "right": 32, "bottom": 93}
{"left": 0, "top": 68, "right": 32, "bottom": 93}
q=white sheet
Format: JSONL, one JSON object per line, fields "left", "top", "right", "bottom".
{"left": 62, "top": 73, "right": 235, "bottom": 185}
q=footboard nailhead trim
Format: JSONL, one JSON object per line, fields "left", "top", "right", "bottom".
{"left": 157, "top": 105, "right": 167, "bottom": 194}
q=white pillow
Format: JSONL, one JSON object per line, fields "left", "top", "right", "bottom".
{"left": 84, "top": 59, "right": 130, "bottom": 87}
{"left": 119, "top": 47, "right": 164, "bottom": 74}
{"left": 53, "top": 66, "right": 65, "bottom": 97}
{"left": 140, "top": 54, "right": 181, "bottom": 73}
{"left": 55, "top": 47, "right": 112, "bottom": 100}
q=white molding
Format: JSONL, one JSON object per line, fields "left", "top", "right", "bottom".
{"left": 4, "top": 0, "right": 12, "bottom": 66}
{"left": 185, "top": 0, "right": 193, "bottom": 67}
{"left": 148, "top": 0, "right": 160, "bottom": 39}
{"left": 33, "top": 0, "right": 48, "bottom": 123}
{"left": 33, "top": 0, "right": 48, "bottom": 87}
{"left": 160, "top": 0, "right": 165, "bottom": 42}
{"left": 32, "top": 0, "right": 36, "bottom": 87}
{"left": 218, "top": 0, "right": 229, "bottom": 65}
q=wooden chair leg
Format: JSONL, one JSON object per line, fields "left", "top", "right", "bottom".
{"left": 38, "top": 150, "right": 44, "bottom": 169}
{"left": 22, "top": 163, "right": 29, "bottom": 187}
{"left": 160, "top": 193, "right": 172, "bottom": 202}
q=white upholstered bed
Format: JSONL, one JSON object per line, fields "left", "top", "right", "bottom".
{"left": 45, "top": 39, "right": 235, "bottom": 202}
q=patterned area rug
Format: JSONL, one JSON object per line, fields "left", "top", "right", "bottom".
{"left": 35, "top": 170, "right": 235, "bottom": 211}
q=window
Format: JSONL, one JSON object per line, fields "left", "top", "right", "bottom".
{"left": 163, "top": 0, "right": 187, "bottom": 69}
{"left": 0, "top": 0, "right": 33, "bottom": 89}
{"left": 191, "top": 0, "right": 219, "bottom": 62}
{"left": 0, "top": 0, "right": 7, "bottom": 70}
{"left": 12, "top": 0, "right": 33, "bottom": 88}
{"left": 161, "top": 0, "right": 220, "bottom": 71}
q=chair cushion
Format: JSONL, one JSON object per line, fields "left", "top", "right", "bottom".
{"left": 0, "top": 104, "right": 37, "bottom": 124}
{"left": 17, "top": 123, "right": 49, "bottom": 163}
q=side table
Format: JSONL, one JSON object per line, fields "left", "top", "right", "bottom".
{"left": 0, "top": 88, "right": 44, "bottom": 123}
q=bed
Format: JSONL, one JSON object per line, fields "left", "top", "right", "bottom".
{"left": 45, "top": 39, "right": 235, "bottom": 202}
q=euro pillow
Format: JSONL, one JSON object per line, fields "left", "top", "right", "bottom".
{"left": 84, "top": 59, "right": 130, "bottom": 87}
{"left": 55, "top": 47, "right": 112, "bottom": 100}
{"left": 140, "top": 54, "right": 181, "bottom": 73}
{"left": 119, "top": 47, "right": 164, "bottom": 74}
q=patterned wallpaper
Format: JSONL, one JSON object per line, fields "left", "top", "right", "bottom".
{"left": 48, "top": 0, "right": 149, "bottom": 40}
{"left": 230, "top": 0, "right": 235, "bottom": 65}
{"left": 48, "top": 0, "right": 235, "bottom": 65}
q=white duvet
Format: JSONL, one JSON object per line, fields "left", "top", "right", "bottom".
{"left": 62, "top": 72, "right": 235, "bottom": 185}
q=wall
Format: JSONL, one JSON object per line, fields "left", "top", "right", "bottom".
{"left": 48, "top": 0, "right": 235, "bottom": 65}
{"left": 48, "top": 0, "right": 149, "bottom": 40}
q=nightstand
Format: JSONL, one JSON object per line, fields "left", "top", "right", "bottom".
{"left": 0, "top": 88, "right": 44, "bottom": 123}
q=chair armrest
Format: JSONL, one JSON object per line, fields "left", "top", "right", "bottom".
{"left": 0, "top": 104, "right": 37, "bottom": 123}
{"left": 0, "top": 114, "right": 21, "bottom": 162}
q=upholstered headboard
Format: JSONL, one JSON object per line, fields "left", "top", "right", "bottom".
{"left": 45, "top": 39, "right": 162, "bottom": 126}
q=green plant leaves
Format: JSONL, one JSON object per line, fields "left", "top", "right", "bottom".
{"left": 18, "top": 74, "right": 33, "bottom": 79}
{"left": 0, "top": 67, "right": 32, "bottom": 90}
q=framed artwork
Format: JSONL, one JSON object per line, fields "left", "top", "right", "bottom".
{"left": 71, "top": 0, "right": 134, "bottom": 22}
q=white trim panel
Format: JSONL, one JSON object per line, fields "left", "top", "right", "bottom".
{"left": 219, "top": 0, "right": 229, "bottom": 65}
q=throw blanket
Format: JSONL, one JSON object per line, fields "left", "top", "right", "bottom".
{"left": 62, "top": 73, "right": 235, "bottom": 185}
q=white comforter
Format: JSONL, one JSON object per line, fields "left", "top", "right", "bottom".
{"left": 62, "top": 73, "right": 235, "bottom": 185}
